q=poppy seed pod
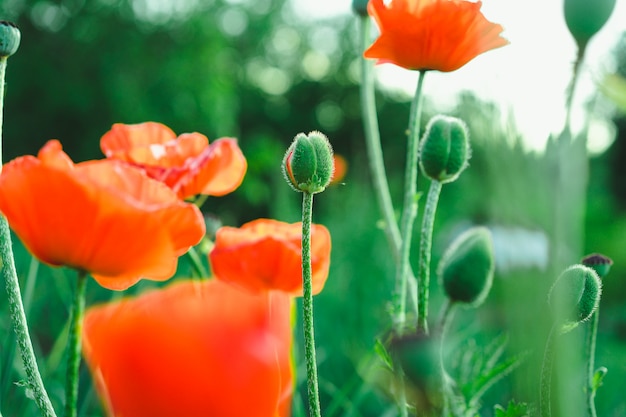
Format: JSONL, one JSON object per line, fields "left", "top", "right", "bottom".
{"left": 419, "top": 115, "right": 470, "bottom": 183}
{"left": 439, "top": 227, "right": 495, "bottom": 307}
{"left": 564, "top": 0, "right": 616, "bottom": 49}
{"left": 0, "top": 21, "right": 20, "bottom": 58}
{"left": 548, "top": 265, "right": 601, "bottom": 332}
{"left": 282, "top": 131, "right": 334, "bottom": 194}
{"left": 581, "top": 253, "right": 613, "bottom": 279}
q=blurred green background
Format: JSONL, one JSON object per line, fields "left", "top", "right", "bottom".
{"left": 1, "top": 0, "right": 626, "bottom": 416}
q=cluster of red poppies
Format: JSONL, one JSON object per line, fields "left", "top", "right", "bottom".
{"left": 0, "top": 122, "right": 332, "bottom": 416}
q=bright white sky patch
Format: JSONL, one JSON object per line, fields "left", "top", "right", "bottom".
{"left": 292, "top": 0, "right": 626, "bottom": 152}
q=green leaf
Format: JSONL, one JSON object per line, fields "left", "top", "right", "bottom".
{"left": 374, "top": 338, "right": 394, "bottom": 370}
{"left": 494, "top": 400, "right": 530, "bottom": 417}
{"left": 591, "top": 366, "right": 608, "bottom": 393}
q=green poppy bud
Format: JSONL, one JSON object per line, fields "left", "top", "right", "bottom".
{"left": 352, "top": 0, "right": 369, "bottom": 17}
{"left": 548, "top": 265, "right": 601, "bottom": 332}
{"left": 439, "top": 227, "right": 495, "bottom": 307}
{"left": 388, "top": 332, "right": 443, "bottom": 414}
{"left": 0, "top": 21, "right": 20, "bottom": 58}
{"left": 581, "top": 253, "right": 613, "bottom": 279}
{"left": 564, "top": 0, "right": 616, "bottom": 49}
{"left": 419, "top": 115, "right": 470, "bottom": 183}
{"left": 282, "top": 131, "right": 334, "bottom": 194}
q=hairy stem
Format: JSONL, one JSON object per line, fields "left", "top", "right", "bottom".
{"left": 301, "top": 192, "right": 321, "bottom": 417}
{"left": 358, "top": 16, "right": 418, "bottom": 316}
{"left": 417, "top": 180, "right": 442, "bottom": 334}
{"left": 394, "top": 70, "right": 427, "bottom": 332}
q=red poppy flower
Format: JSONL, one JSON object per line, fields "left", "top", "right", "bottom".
{"left": 330, "top": 154, "right": 348, "bottom": 185}
{"left": 100, "top": 122, "right": 247, "bottom": 199}
{"left": 82, "top": 279, "right": 293, "bottom": 417}
{"left": 0, "top": 140, "right": 205, "bottom": 290}
{"left": 209, "top": 219, "right": 331, "bottom": 296}
{"left": 364, "top": 0, "right": 508, "bottom": 72}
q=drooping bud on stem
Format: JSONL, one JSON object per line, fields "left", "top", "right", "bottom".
{"left": 564, "top": 0, "right": 616, "bottom": 50}
{"left": 548, "top": 265, "right": 602, "bottom": 333}
{"left": 283, "top": 131, "right": 334, "bottom": 194}
{"left": 0, "top": 21, "right": 20, "bottom": 58}
{"left": 419, "top": 115, "right": 470, "bottom": 184}
{"left": 438, "top": 227, "right": 495, "bottom": 307}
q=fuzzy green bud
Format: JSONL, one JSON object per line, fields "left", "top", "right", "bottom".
{"left": 438, "top": 227, "right": 495, "bottom": 307}
{"left": 0, "top": 21, "right": 20, "bottom": 58}
{"left": 419, "top": 115, "right": 470, "bottom": 183}
{"left": 352, "top": 0, "right": 369, "bottom": 17}
{"left": 548, "top": 265, "right": 601, "bottom": 332}
{"left": 564, "top": 0, "right": 616, "bottom": 49}
{"left": 282, "top": 131, "right": 334, "bottom": 194}
{"left": 581, "top": 253, "right": 613, "bottom": 279}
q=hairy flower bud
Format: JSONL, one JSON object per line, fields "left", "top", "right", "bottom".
{"left": 282, "top": 131, "right": 334, "bottom": 194}
{"left": 548, "top": 265, "right": 601, "bottom": 332}
{"left": 0, "top": 21, "right": 20, "bottom": 58}
{"left": 419, "top": 115, "right": 470, "bottom": 183}
{"left": 438, "top": 227, "right": 495, "bottom": 307}
{"left": 564, "top": 0, "right": 616, "bottom": 49}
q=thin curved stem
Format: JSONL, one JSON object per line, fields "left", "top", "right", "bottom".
{"left": 564, "top": 44, "right": 586, "bottom": 136}
{"left": 417, "top": 180, "right": 442, "bottom": 334}
{"left": 586, "top": 308, "right": 600, "bottom": 417}
{"left": 301, "top": 192, "right": 321, "bottom": 417}
{"left": 438, "top": 299, "right": 456, "bottom": 416}
{"left": 1, "top": 216, "right": 57, "bottom": 417}
{"left": 394, "top": 70, "right": 427, "bottom": 331}
{"left": 540, "top": 324, "right": 558, "bottom": 417}
{"left": 358, "top": 16, "right": 418, "bottom": 317}
{"left": 64, "top": 270, "right": 88, "bottom": 417}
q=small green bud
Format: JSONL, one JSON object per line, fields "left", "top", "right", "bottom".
{"left": 564, "top": 0, "right": 616, "bottom": 49}
{"left": 581, "top": 253, "right": 613, "bottom": 279}
{"left": 438, "top": 227, "right": 495, "bottom": 307}
{"left": 419, "top": 115, "right": 470, "bottom": 183}
{"left": 282, "top": 131, "right": 334, "bottom": 194}
{"left": 0, "top": 21, "right": 20, "bottom": 58}
{"left": 548, "top": 265, "right": 601, "bottom": 332}
{"left": 352, "top": 0, "right": 369, "bottom": 17}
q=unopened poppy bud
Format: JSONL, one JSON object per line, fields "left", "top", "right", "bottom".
{"left": 419, "top": 115, "right": 470, "bottom": 183}
{"left": 352, "top": 0, "right": 369, "bottom": 17}
{"left": 581, "top": 253, "right": 613, "bottom": 279}
{"left": 564, "top": 0, "right": 616, "bottom": 49}
{"left": 0, "top": 21, "right": 20, "bottom": 58}
{"left": 548, "top": 265, "right": 601, "bottom": 332}
{"left": 438, "top": 227, "right": 494, "bottom": 307}
{"left": 282, "top": 131, "right": 334, "bottom": 194}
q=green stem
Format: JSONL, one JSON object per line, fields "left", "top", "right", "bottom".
{"left": 586, "top": 308, "right": 600, "bottom": 417}
{"left": 394, "top": 70, "right": 427, "bottom": 332}
{"left": 438, "top": 299, "right": 456, "bottom": 416}
{"left": 417, "top": 180, "right": 442, "bottom": 334}
{"left": 301, "top": 192, "right": 321, "bottom": 417}
{"left": 64, "top": 270, "right": 87, "bottom": 417}
{"left": 358, "top": 16, "right": 418, "bottom": 316}
{"left": 0, "top": 57, "right": 5, "bottom": 165}
{"left": 564, "top": 44, "right": 586, "bottom": 136}
{"left": 185, "top": 246, "right": 208, "bottom": 278}
{"left": 540, "top": 324, "right": 558, "bottom": 417}
{"left": 1, "top": 216, "right": 57, "bottom": 417}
